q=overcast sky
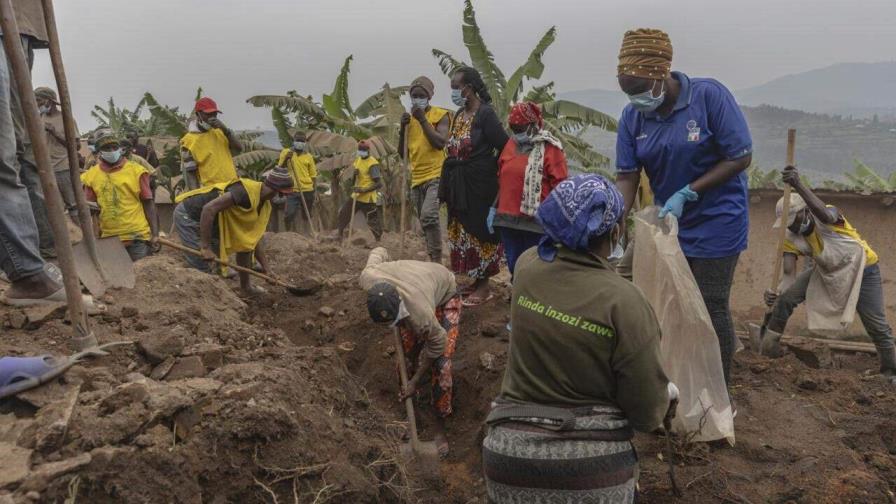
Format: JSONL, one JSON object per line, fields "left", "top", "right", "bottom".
{"left": 29, "top": 0, "right": 896, "bottom": 131}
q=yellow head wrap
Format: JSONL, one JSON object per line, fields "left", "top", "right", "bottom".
{"left": 617, "top": 28, "right": 673, "bottom": 79}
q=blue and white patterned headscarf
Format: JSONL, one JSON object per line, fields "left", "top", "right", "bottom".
{"left": 536, "top": 174, "right": 625, "bottom": 261}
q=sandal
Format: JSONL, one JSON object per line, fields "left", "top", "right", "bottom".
{"left": 0, "top": 341, "right": 133, "bottom": 400}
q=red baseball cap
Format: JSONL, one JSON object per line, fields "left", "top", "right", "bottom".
{"left": 194, "top": 97, "right": 221, "bottom": 114}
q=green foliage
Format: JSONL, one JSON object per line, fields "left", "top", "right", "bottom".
{"left": 431, "top": 0, "right": 616, "bottom": 170}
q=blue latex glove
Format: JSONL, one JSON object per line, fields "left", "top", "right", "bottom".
{"left": 487, "top": 207, "right": 496, "bottom": 234}
{"left": 658, "top": 185, "right": 699, "bottom": 219}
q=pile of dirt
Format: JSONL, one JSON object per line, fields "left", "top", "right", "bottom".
{"left": 3, "top": 231, "right": 896, "bottom": 503}
{"left": 0, "top": 251, "right": 411, "bottom": 503}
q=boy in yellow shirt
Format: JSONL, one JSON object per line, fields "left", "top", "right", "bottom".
{"left": 81, "top": 132, "right": 158, "bottom": 261}
{"left": 277, "top": 131, "right": 318, "bottom": 233}
{"left": 336, "top": 140, "right": 383, "bottom": 242}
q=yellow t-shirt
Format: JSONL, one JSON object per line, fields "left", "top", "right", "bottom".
{"left": 352, "top": 156, "right": 380, "bottom": 204}
{"left": 180, "top": 128, "right": 239, "bottom": 187}
{"left": 277, "top": 149, "right": 317, "bottom": 192}
{"left": 783, "top": 207, "right": 878, "bottom": 266}
{"left": 81, "top": 161, "right": 151, "bottom": 241}
{"left": 408, "top": 106, "right": 450, "bottom": 187}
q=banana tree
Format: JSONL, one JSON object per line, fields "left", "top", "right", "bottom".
{"left": 248, "top": 58, "right": 412, "bottom": 229}
{"left": 431, "top": 0, "right": 617, "bottom": 170}
{"left": 844, "top": 159, "right": 896, "bottom": 192}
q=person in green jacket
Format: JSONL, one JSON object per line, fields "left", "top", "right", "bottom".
{"left": 482, "top": 174, "right": 676, "bottom": 504}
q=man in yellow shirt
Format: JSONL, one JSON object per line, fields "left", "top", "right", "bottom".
{"left": 277, "top": 131, "right": 318, "bottom": 233}
{"left": 80, "top": 132, "right": 158, "bottom": 261}
{"left": 337, "top": 140, "right": 383, "bottom": 242}
{"left": 764, "top": 166, "right": 895, "bottom": 383}
{"left": 174, "top": 166, "right": 293, "bottom": 297}
{"left": 399, "top": 76, "right": 450, "bottom": 262}
{"left": 180, "top": 97, "right": 242, "bottom": 190}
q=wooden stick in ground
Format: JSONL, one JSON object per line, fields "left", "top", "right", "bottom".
{"left": 399, "top": 129, "right": 408, "bottom": 259}
{"left": 0, "top": 0, "right": 94, "bottom": 349}
{"left": 41, "top": 0, "right": 102, "bottom": 278}
{"left": 343, "top": 196, "right": 357, "bottom": 248}
{"left": 298, "top": 190, "right": 318, "bottom": 238}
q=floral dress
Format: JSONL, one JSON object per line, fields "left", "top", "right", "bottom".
{"left": 445, "top": 104, "right": 509, "bottom": 280}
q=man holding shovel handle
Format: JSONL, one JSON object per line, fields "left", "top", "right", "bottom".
{"left": 761, "top": 165, "right": 896, "bottom": 383}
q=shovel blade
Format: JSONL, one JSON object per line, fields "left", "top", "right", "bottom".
{"left": 399, "top": 441, "right": 441, "bottom": 483}
{"left": 95, "top": 238, "right": 135, "bottom": 289}
{"left": 72, "top": 241, "right": 106, "bottom": 297}
{"left": 72, "top": 238, "right": 135, "bottom": 295}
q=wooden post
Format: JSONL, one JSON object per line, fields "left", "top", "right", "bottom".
{"left": 0, "top": 0, "right": 94, "bottom": 349}
{"left": 40, "top": 0, "right": 103, "bottom": 279}
{"left": 399, "top": 129, "right": 408, "bottom": 259}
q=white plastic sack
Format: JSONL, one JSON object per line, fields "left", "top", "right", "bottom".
{"left": 632, "top": 207, "right": 735, "bottom": 444}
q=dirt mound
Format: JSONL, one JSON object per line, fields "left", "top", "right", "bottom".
{"left": 3, "top": 231, "right": 896, "bottom": 503}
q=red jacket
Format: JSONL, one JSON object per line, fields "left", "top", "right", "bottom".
{"left": 496, "top": 140, "right": 568, "bottom": 217}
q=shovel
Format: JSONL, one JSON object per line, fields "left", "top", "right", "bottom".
{"left": 72, "top": 237, "right": 136, "bottom": 296}
{"left": 158, "top": 238, "right": 321, "bottom": 297}
{"left": 392, "top": 327, "right": 440, "bottom": 480}
{"left": 755, "top": 129, "right": 796, "bottom": 351}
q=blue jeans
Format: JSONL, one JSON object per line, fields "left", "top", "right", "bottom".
{"left": 174, "top": 202, "right": 218, "bottom": 272}
{"left": 0, "top": 39, "right": 44, "bottom": 281}
{"left": 770, "top": 263, "right": 895, "bottom": 350}
{"left": 498, "top": 227, "right": 543, "bottom": 278}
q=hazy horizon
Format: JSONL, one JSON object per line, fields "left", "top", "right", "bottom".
{"left": 28, "top": 0, "right": 896, "bottom": 131}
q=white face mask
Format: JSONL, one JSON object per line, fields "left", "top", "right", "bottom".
{"left": 358, "top": 150, "right": 369, "bottom": 159}
{"left": 38, "top": 105, "right": 51, "bottom": 115}
{"left": 293, "top": 141, "right": 305, "bottom": 151}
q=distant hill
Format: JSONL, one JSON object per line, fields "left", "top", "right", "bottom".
{"left": 574, "top": 104, "right": 896, "bottom": 182}
{"left": 562, "top": 62, "right": 896, "bottom": 122}
{"left": 736, "top": 62, "right": 896, "bottom": 120}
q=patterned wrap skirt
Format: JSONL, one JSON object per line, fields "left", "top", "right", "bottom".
{"left": 483, "top": 404, "right": 638, "bottom": 503}
{"left": 399, "top": 296, "right": 462, "bottom": 417}
{"left": 447, "top": 217, "right": 503, "bottom": 280}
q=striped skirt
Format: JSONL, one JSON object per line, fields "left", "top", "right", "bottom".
{"left": 482, "top": 406, "right": 637, "bottom": 503}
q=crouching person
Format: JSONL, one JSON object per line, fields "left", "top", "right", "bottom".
{"left": 80, "top": 132, "right": 158, "bottom": 261}
{"left": 482, "top": 175, "right": 674, "bottom": 503}
{"left": 763, "top": 166, "right": 896, "bottom": 382}
{"left": 174, "top": 166, "right": 293, "bottom": 297}
{"left": 360, "top": 247, "right": 460, "bottom": 457}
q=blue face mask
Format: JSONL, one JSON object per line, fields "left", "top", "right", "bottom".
{"left": 513, "top": 132, "right": 530, "bottom": 146}
{"left": 293, "top": 141, "right": 305, "bottom": 151}
{"left": 358, "top": 150, "right": 369, "bottom": 159}
{"left": 100, "top": 148, "right": 123, "bottom": 164}
{"left": 451, "top": 88, "right": 466, "bottom": 107}
{"left": 411, "top": 97, "right": 429, "bottom": 110}
{"left": 627, "top": 80, "right": 665, "bottom": 112}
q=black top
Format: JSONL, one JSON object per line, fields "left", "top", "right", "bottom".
{"left": 181, "top": 181, "right": 251, "bottom": 222}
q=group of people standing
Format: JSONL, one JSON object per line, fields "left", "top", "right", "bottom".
{"left": 357, "top": 27, "right": 895, "bottom": 504}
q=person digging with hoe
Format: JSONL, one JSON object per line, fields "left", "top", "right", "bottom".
{"left": 173, "top": 166, "right": 294, "bottom": 297}
{"left": 360, "top": 247, "right": 461, "bottom": 457}
{"left": 482, "top": 174, "right": 676, "bottom": 503}
{"left": 762, "top": 166, "right": 896, "bottom": 384}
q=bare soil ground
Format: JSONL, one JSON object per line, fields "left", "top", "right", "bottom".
{"left": 1, "top": 230, "right": 895, "bottom": 503}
